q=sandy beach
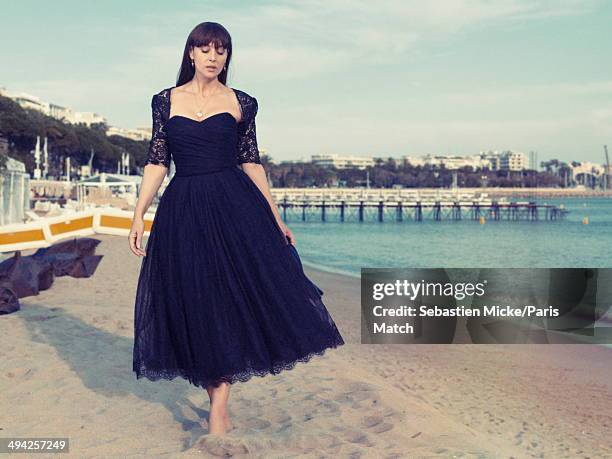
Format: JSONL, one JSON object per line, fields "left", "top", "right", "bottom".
{"left": 2, "top": 233, "right": 611, "bottom": 458}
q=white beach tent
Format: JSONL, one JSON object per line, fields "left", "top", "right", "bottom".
{"left": 76, "top": 172, "right": 138, "bottom": 206}
{"left": 0, "top": 157, "right": 30, "bottom": 227}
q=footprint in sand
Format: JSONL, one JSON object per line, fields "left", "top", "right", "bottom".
{"left": 337, "top": 386, "right": 380, "bottom": 411}
{"left": 360, "top": 414, "right": 394, "bottom": 434}
{"left": 514, "top": 430, "right": 524, "bottom": 445}
{"left": 314, "top": 398, "right": 341, "bottom": 416}
{"left": 340, "top": 428, "right": 375, "bottom": 447}
{"left": 266, "top": 409, "right": 292, "bottom": 424}
{"left": 242, "top": 417, "right": 271, "bottom": 431}
{"left": 192, "top": 435, "right": 250, "bottom": 457}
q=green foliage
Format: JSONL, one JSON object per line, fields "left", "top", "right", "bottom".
{"left": 264, "top": 157, "right": 564, "bottom": 189}
{"left": 0, "top": 95, "right": 149, "bottom": 175}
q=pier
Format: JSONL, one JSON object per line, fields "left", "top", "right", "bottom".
{"left": 277, "top": 199, "right": 567, "bottom": 222}
{"left": 270, "top": 189, "right": 568, "bottom": 222}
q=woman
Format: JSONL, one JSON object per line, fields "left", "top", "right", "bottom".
{"left": 129, "top": 22, "right": 345, "bottom": 436}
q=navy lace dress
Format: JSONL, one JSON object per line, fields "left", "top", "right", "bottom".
{"left": 133, "top": 86, "right": 345, "bottom": 388}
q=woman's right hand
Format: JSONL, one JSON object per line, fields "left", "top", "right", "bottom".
{"left": 129, "top": 217, "right": 146, "bottom": 257}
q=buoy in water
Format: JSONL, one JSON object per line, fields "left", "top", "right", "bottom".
{"left": 582, "top": 217, "right": 589, "bottom": 225}
{"left": 479, "top": 216, "right": 486, "bottom": 224}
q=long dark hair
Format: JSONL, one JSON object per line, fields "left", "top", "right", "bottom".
{"left": 176, "top": 22, "right": 233, "bottom": 86}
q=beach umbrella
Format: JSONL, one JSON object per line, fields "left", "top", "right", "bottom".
{"left": 35, "top": 258, "right": 55, "bottom": 291}
{"left": 66, "top": 254, "right": 103, "bottom": 278}
{"left": 0, "top": 237, "right": 103, "bottom": 302}
{"left": 0, "top": 252, "right": 54, "bottom": 298}
{"left": 33, "top": 237, "right": 101, "bottom": 258}
{"left": 0, "top": 284, "right": 20, "bottom": 315}
{"left": 41, "top": 252, "right": 81, "bottom": 277}
{"left": 30, "top": 252, "right": 103, "bottom": 278}
{"left": 31, "top": 237, "right": 103, "bottom": 277}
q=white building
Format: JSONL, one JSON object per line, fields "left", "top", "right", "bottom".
{"left": 311, "top": 154, "right": 374, "bottom": 170}
{"left": 0, "top": 87, "right": 107, "bottom": 127}
{"left": 428, "top": 154, "right": 487, "bottom": 170}
{"left": 8, "top": 91, "right": 50, "bottom": 114}
{"left": 401, "top": 154, "right": 489, "bottom": 170}
{"left": 401, "top": 155, "right": 426, "bottom": 167}
{"left": 570, "top": 161, "right": 606, "bottom": 187}
{"left": 479, "top": 150, "right": 501, "bottom": 171}
{"left": 107, "top": 126, "right": 151, "bottom": 141}
{"left": 499, "top": 150, "right": 526, "bottom": 171}
{"left": 49, "top": 102, "right": 106, "bottom": 126}
{"left": 478, "top": 150, "right": 526, "bottom": 171}
{"left": 70, "top": 110, "right": 106, "bottom": 126}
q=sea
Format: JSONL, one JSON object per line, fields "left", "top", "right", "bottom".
{"left": 291, "top": 196, "right": 612, "bottom": 345}
{"left": 289, "top": 197, "right": 612, "bottom": 278}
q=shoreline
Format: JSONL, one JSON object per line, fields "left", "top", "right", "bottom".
{"left": 301, "top": 258, "right": 360, "bottom": 280}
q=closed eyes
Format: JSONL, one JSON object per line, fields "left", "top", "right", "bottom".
{"left": 201, "top": 47, "right": 225, "bottom": 54}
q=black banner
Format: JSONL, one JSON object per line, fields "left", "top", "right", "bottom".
{"left": 361, "top": 268, "right": 612, "bottom": 344}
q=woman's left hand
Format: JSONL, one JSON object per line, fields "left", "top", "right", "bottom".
{"left": 277, "top": 220, "right": 296, "bottom": 245}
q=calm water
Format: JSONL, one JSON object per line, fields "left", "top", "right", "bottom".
{"left": 287, "top": 197, "right": 612, "bottom": 278}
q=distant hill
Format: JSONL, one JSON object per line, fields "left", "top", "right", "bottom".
{"left": 0, "top": 95, "right": 149, "bottom": 175}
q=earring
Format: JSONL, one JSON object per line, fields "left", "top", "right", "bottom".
{"left": 191, "top": 59, "right": 194, "bottom": 67}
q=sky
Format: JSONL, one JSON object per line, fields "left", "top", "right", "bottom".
{"left": 1, "top": 0, "right": 611, "bottom": 164}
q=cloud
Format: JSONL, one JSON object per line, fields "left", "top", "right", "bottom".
{"left": 441, "top": 80, "right": 612, "bottom": 106}
{"left": 267, "top": 102, "right": 607, "bottom": 157}
{"left": 87, "top": 0, "right": 602, "bottom": 85}
{"left": 217, "top": 0, "right": 600, "bottom": 79}
{"left": 3, "top": 0, "right": 603, "bottom": 160}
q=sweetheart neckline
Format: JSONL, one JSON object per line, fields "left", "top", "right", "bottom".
{"left": 167, "top": 112, "right": 238, "bottom": 125}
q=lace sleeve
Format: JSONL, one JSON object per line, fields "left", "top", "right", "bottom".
{"left": 236, "top": 96, "right": 261, "bottom": 164}
{"left": 145, "top": 93, "right": 171, "bottom": 168}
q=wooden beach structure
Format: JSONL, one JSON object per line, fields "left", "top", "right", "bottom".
{"left": 276, "top": 198, "right": 567, "bottom": 222}
{"left": 269, "top": 188, "right": 568, "bottom": 222}
{"left": 0, "top": 208, "right": 156, "bottom": 254}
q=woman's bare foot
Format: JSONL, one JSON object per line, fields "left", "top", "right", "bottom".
{"left": 201, "top": 413, "right": 233, "bottom": 432}
{"left": 204, "top": 382, "right": 232, "bottom": 435}
{"left": 208, "top": 404, "right": 230, "bottom": 435}
{"left": 224, "top": 413, "right": 233, "bottom": 432}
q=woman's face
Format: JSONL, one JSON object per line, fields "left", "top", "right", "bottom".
{"left": 189, "top": 41, "right": 228, "bottom": 78}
